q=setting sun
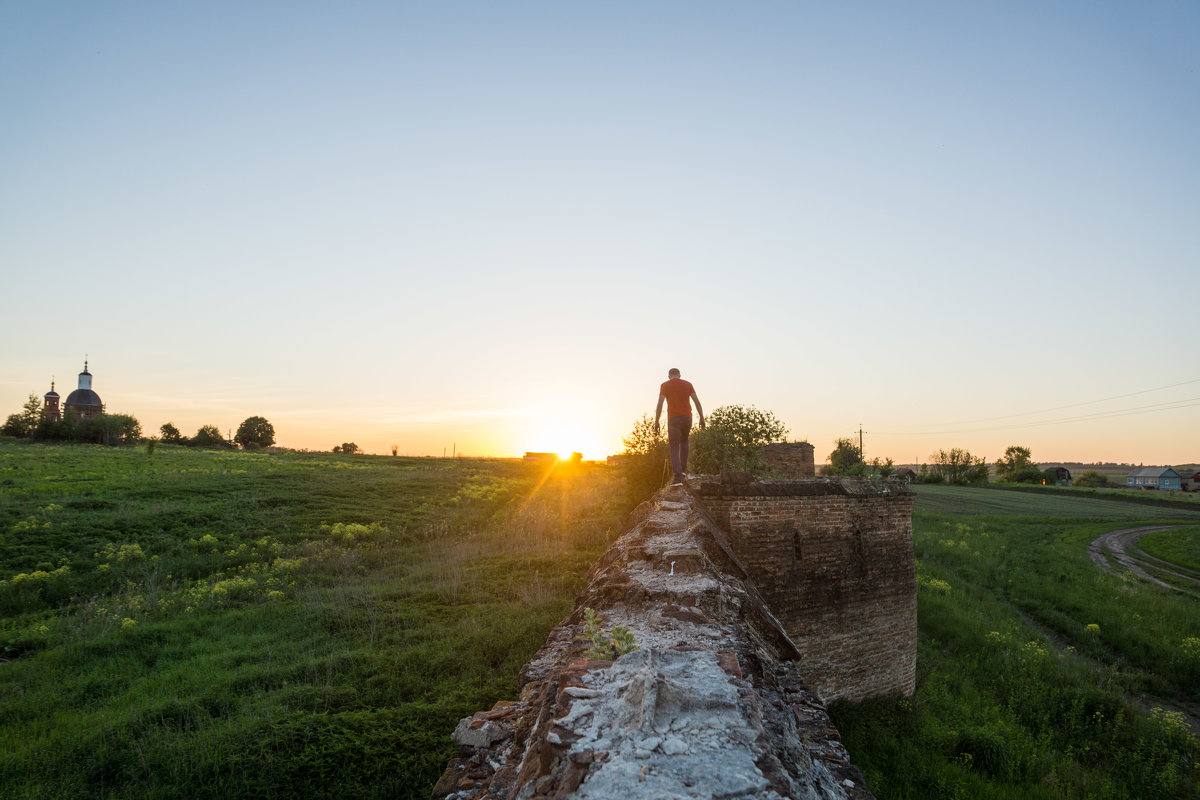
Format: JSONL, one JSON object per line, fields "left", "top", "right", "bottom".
{"left": 529, "top": 420, "right": 605, "bottom": 462}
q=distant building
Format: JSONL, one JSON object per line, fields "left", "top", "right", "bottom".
{"left": 1046, "top": 467, "right": 1072, "bottom": 486}
{"left": 1125, "top": 467, "right": 1182, "bottom": 490}
{"left": 891, "top": 468, "right": 918, "bottom": 484}
{"left": 43, "top": 381, "right": 61, "bottom": 422}
{"left": 50, "top": 360, "right": 105, "bottom": 419}
{"left": 1179, "top": 471, "right": 1200, "bottom": 492}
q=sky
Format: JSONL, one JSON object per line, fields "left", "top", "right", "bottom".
{"left": 2, "top": 1, "right": 1198, "bottom": 464}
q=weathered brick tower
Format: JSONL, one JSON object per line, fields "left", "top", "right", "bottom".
{"left": 695, "top": 475, "right": 916, "bottom": 702}
{"left": 43, "top": 380, "right": 61, "bottom": 422}
{"left": 761, "top": 441, "right": 816, "bottom": 477}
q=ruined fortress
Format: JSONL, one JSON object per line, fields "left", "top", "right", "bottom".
{"left": 434, "top": 467, "right": 915, "bottom": 799}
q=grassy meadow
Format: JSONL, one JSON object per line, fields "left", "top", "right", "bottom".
{"left": 0, "top": 440, "right": 624, "bottom": 799}
{"left": 5, "top": 442, "right": 1200, "bottom": 800}
{"left": 830, "top": 483, "right": 1200, "bottom": 800}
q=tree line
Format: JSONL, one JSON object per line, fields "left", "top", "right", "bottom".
{"left": 616, "top": 401, "right": 1104, "bottom": 500}
{"left": 1, "top": 392, "right": 275, "bottom": 450}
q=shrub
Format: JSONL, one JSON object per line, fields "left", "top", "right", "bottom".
{"left": 826, "top": 437, "right": 864, "bottom": 476}
{"left": 926, "top": 448, "right": 989, "bottom": 486}
{"left": 615, "top": 415, "right": 669, "bottom": 506}
{"left": 190, "top": 425, "right": 231, "bottom": 448}
{"left": 1009, "top": 465, "right": 1044, "bottom": 484}
{"left": 234, "top": 416, "right": 275, "bottom": 449}
{"left": 955, "top": 728, "right": 1013, "bottom": 778}
{"left": 160, "top": 422, "right": 186, "bottom": 444}
{"left": 1075, "top": 470, "right": 1110, "bottom": 488}
{"left": 688, "top": 405, "right": 787, "bottom": 475}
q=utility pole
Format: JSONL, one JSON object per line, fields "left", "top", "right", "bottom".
{"left": 859, "top": 424, "right": 864, "bottom": 460}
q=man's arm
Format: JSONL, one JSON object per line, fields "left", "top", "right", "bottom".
{"left": 691, "top": 391, "right": 705, "bottom": 430}
{"left": 654, "top": 393, "right": 666, "bottom": 434}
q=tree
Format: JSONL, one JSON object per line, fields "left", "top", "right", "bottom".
{"left": 1, "top": 394, "right": 43, "bottom": 438}
{"left": 72, "top": 413, "right": 142, "bottom": 445}
{"left": 234, "top": 416, "right": 275, "bottom": 449}
{"left": 927, "top": 448, "right": 989, "bottom": 486}
{"left": 994, "top": 445, "right": 1035, "bottom": 482}
{"left": 826, "top": 437, "right": 865, "bottom": 476}
{"left": 160, "top": 422, "right": 185, "bottom": 444}
{"left": 190, "top": 425, "right": 230, "bottom": 448}
{"left": 336, "top": 442, "right": 360, "bottom": 454}
{"left": 1075, "top": 470, "right": 1110, "bottom": 488}
{"left": 616, "top": 414, "right": 669, "bottom": 507}
{"left": 688, "top": 405, "right": 788, "bottom": 474}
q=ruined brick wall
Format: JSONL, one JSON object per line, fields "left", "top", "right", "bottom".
{"left": 433, "top": 487, "right": 875, "bottom": 799}
{"left": 761, "top": 442, "right": 816, "bottom": 478}
{"left": 695, "top": 477, "right": 916, "bottom": 702}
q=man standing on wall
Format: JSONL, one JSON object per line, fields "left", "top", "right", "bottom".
{"left": 654, "top": 368, "right": 705, "bottom": 486}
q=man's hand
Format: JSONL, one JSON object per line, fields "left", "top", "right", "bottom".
{"left": 653, "top": 422, "right": 660, "bottom": 437}
{"left": 699, "top": 419, "right": 706, "bottom": 431}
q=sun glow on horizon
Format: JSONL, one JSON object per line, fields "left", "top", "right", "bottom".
{"left": 530, "top": 421, "right": 606, "bottom": 462}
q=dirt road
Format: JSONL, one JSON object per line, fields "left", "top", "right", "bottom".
{"left": 1088, "top": 525, "right": 1200, "bottom": 592}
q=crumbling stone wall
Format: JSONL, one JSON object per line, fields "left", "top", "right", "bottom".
{"left": 433, "top": 486, "right": 875, "bottom": 799}
{"left": 761, "top": 442, "right": 816, "bottom": 478}
{"left": 694, "top": 476, "right": 916, "bottom": 702}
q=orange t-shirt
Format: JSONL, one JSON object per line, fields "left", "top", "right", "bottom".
{"left": 660, "top": 378, "right": 695, "bottom": 419}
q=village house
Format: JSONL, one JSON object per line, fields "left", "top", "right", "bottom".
{"left": 1125, "top": 467, "right": 1182, "bottom": 490}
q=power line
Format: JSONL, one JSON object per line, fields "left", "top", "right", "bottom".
{"left": 873, "top": 396, "right": 1200, "bottom": 436}
{"left": 878, "top": 377, "right": 1200, "bottom": 432}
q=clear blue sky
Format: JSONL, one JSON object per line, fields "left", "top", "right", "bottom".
{"left": 2, "top": 2, "right": 1197, "bottom": 463}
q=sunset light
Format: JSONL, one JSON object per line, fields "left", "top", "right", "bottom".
{"left": 1, "top": 3, "right": 1196, "bottom": 466}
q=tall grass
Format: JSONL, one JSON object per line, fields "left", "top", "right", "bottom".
{"left": 830, "top": 485, "right": 1200, "bottom": 800}
{"left": 0, "top": 441, "right": 623, "bottom": 799}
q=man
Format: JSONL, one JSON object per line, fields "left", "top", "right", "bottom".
{"left": 654, "top": 368, "right": 705, "bottom": 486}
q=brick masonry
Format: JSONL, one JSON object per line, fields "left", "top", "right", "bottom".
{"left": 761, "top": 442, "right": 816, "bottom": 478}
{"left": 695, "top": 477, "right": 916, "bottom": 702}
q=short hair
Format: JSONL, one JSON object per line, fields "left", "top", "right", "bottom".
{"left": 668, "top": 368, "right": 681, "bottom": 377}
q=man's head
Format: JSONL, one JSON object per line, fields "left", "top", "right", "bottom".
{"left": 668, "top": 368, "right": 681, "bottom": 379}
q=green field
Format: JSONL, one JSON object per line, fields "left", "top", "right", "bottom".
{"left": 4, "top": 444, "right": 1200, "bottom": 799}
{"left": 831, "top": 484, "right": 1200, "bottom": 800}
{"left": 1139, "top": 526, "right": 1200, "bottom": 574}
{"left": 0, "top": 440, "right": 623, "bottom": 799}
{"left": 913, "top": 484, "right": 1200, "bottom": 518}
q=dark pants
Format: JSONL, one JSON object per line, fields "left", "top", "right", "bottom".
{"left": 668, "top": 415, "right": 692, "bottom": 480}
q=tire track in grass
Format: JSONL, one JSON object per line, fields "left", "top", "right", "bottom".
{"left": 1088, "top": 525, "right": 1200, "bottom": 594}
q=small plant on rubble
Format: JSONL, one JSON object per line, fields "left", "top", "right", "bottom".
{"left": 583, "top": 607, "right": 638, "bottom": 660}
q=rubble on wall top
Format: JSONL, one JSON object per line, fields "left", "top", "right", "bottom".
{"left": 432, "top": 485, "right": 875, "bottom": 800}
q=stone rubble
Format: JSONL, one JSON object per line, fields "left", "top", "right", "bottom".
{"left": 431, "top": 485, "right": 875, "bottom": 800}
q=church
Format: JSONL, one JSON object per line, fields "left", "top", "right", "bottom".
{"left": 43, "top": 360, "right": 105, "bottom": 421}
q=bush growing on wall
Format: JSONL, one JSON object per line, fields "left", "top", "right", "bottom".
{"left": 688, "top": 405, "right": 787, "bottom": 474}
{"left": 617, "top": 415, "right": 669, "bottom": 506}
{"left": 826, "top": 437, "right": 865, "bottom": 476}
